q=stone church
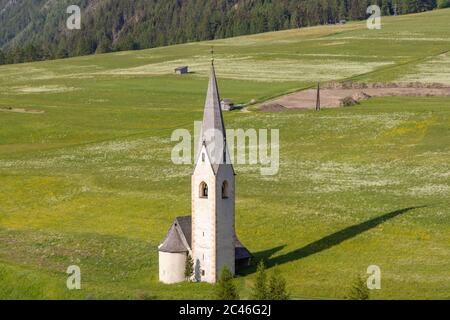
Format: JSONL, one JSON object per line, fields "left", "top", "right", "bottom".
{"left": 158, "top": 61, "right": 252, "bottom": 284}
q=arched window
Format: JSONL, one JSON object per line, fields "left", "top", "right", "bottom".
{"left": 222, "top": 180, "right": 229, "bottom": 199}
{"left": 199, "top": 182, "right": 208, "bottom": 198}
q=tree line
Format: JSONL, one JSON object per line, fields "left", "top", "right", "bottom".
{"left": 213, "top": 260, "right": 372, "bottom": 300}
{"left": 0, "top": 0, "right": 440, "bottom": 65}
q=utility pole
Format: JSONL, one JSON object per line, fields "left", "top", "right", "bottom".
{"left": 316, "top": 81, "right": 321, "bottom": 111}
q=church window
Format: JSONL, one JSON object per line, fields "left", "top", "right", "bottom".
{"left": 202, "top": 153, "right": 205, "bottom": 162}
{"left": 201, "top": 270, "right": 205, "bottom": 276}
{"left": 200, "top": 182, "right": 208, "bottom": 198}
{"left": 222, "top": 180, "right": 229, "bottom": 199}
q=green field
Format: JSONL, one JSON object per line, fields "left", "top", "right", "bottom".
{"left": 0, "top": 9, "right": 449, "bottom": 300}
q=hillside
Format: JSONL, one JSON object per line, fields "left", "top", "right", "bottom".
{"left": 0, "top": 0, "right": 439, "bottom": 64}
{"left": 0, "top": 9, "right": 449, "bottom": 300}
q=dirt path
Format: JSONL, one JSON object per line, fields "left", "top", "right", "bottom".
{"left": 259, "top": 83, "right": 450, "bottom": 111}
{"left": 0, "top": 107, "right": 45, "bottom": 114}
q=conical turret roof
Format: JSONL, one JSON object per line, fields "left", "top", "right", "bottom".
{"left": 158, "top": 222, "right": 189, "bottom": 253}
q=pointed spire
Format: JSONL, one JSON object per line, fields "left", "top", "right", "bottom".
{"left": 196, "top": 61, "right": 230, "bottom": 173}
{"left": 202, "top": 62, "right": 226, "bottom": 137}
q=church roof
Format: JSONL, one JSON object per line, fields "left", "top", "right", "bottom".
{"left": 158, "top": 219, "right": 190, "bottom": 253}
{"left": 201, "top": 63, "right": 226, "bottom": 143}
{"left": 196, "top": 63, "right": 233, "bottom": 175}
{"left": 175, "top": 216, "right": 191, "bottom": 249}
{"left": 159, "top": 216, "right": 252, "bottom": 260}
{"left": 234, "top": 236, "right": 253, "bottom": 260}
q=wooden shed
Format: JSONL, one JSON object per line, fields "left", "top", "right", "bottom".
{"left": 174, "top": 66, "right": 188, "bottom": 75}
{"left": 221, "top": 98, "right": 235, "bottom": 111}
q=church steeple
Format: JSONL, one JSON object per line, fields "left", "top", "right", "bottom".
{"left": 191, "top": 59, "right": 237, "bottom": 283}
{"left": 196, "top": 61, "right": 230, "bottom": 173}
{"left": 158, "top": 56, "right": 250, "bottom": 285}
{"left": 202, "top": 62, "right": 226, "bottom": 138}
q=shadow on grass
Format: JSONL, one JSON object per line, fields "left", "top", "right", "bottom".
{"left": 240, "top": 206, "right": 425, "bottom": 275}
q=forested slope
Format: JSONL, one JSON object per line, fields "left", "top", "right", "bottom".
{"left": 0, "top": 0, "right": 440, "bottom": 65}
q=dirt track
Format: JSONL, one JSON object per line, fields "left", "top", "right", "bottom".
{"left": 0, "top": 107, "right": 45, "bottom": 114}
{"left": 259, "top": 83, "right": 450, "bottom": 111}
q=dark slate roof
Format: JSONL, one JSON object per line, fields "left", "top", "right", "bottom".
{"left": 175, "top": 216, "right": 191, "bottom": 249}
{"left": 234, "top": 236, "right": 253, "bottom": 260}
{"left": 158, "top": 222, "right": 189, "bottom": 253}
{"left": 159, "top": 215, "right": 252, "bottom": 260}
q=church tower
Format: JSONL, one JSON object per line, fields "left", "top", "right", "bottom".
{"left": 191, "top": 61, "right": 236, "bottom": 283}
{"left": 158, "top": 60, "right": 251, "bottom": 285}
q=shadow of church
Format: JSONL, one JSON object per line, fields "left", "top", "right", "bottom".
{"left": 239, "top": 206, "right": 426, "bottom": 275}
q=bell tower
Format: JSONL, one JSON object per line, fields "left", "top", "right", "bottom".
{"left": 191, "top": 61, "right": 235, "bottom": 283}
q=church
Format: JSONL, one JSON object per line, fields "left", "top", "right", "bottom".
{"left": 158, "top": 61, "right": 252, "bottom": 284}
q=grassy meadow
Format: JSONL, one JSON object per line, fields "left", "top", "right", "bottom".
{"left": 0, "top": 9, "right": 449, "bottom": 299}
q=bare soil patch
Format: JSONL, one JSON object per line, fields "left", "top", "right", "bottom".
{"left": 259, "top": 82, "right": 450, "bottom": 111}
{"left": 0, "top": 107, "right": 45, "bottom": 114}
{"left": 259, "top": 103, "right": 287, "bottom": 112}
